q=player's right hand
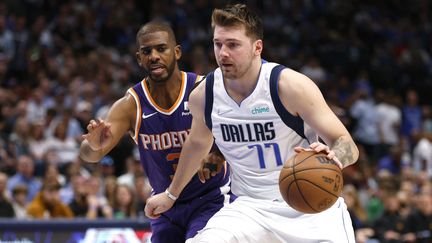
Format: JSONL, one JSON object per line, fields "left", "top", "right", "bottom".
{"left": 294, "top": 142, "right": 343, "bottom": 169}
{"left": 82, "top": 119, "right": 112, "bottom": 151}
{"left": 145, "top": 192, "right": 175, "bottom": 219}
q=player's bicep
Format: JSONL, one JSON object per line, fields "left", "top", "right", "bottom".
{"left": 279, "top": 70, "right": 349, "bottom": 144}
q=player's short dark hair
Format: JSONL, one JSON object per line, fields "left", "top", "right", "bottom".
{"left": 136, "top": 21, "right": 177, "bottom": 46}
{"left": 211, "top": 4, "right": 263, "bottom": 41}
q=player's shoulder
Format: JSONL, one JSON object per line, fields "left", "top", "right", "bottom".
{"left": 181, "top": 71, "right": 205, "bottom": 84}
{"left": 190, "top": 69, "right": 217, "bottom": 92}
{"left": 278, "top": 66, "right": 317, "bottom": 95}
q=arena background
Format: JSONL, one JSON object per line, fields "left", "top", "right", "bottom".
{"left": 0, "top": 0, "right": 431, "bottom": 242}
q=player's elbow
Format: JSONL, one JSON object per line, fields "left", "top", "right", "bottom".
{"left": 352, "top": 144, "right": 360, "bottom": 164}
{"left": 346, "top": 140, "right": 360, "bottom": 167}
{"left": 79, "top": 152, "right": 100, "bottom": 163}
{"left": 79, "top": 143, "right": 104, "bottom": 163}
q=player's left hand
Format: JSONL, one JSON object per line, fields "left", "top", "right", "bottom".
{"left": 144, "top": 192, "right": 175, "bottom": 219}
{"left": 197, "top": 151, "right": 225, "bottom": 183}
{"left": 294, "top": 142, "right": 343, "bottom": 169}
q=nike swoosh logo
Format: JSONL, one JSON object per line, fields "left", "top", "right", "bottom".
{"left": 142, "top": 112, "right": 157, "bottom": 119}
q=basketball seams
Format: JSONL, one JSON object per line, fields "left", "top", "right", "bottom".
{"left": 291, "top": 152, "right": 317, "bottom": 213}
{"left": 282, "top": 152, "right": 316, "bottom": 168}
{"left": 290, "top": 167, "right": 342, "bottom": 174}
{"left": 294, "top": 152, "right": 317, "bottom": 166}
{"left": 293, "top": 178, "right": 341, "bottom": 198}
{"left": 280, "top": 167, "right": 341, "bottom": 178}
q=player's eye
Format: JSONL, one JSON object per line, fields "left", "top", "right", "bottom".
{"left": 157, "top": 46, "right": 167, "bottom": 52}
{"left": 227, "top": 42, "right": 239, "bottom": 49}
{"left": 214, "top": 42, "right": 222, "bottom": 49}
{"left": 141, "top": 48, "right": 151, "bottom": 55}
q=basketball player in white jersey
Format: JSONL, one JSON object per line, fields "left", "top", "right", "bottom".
{"left": 146, "top": 4, "right": 359, "bottom": 243}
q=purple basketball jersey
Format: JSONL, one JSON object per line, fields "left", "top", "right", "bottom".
{"left": 128, "top": 71, "right": 230, "bottom": 202}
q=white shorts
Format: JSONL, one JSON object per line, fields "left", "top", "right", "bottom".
{"left": 187, "top": 196, "right": 354, "bottom": 243}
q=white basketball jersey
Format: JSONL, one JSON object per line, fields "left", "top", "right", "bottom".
{"left": 204, "top": 62, "right": 318, "bottom": 200}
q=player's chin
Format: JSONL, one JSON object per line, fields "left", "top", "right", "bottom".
{"left": 221, "top": 71, "right": 236, "bottom": 80}
{"left": 149, "top": 72, "right": 168, "bottom": 82}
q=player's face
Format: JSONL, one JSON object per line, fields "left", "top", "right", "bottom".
{"left": 213, "top": 25, "right": 261, "bottom": 80}
{"left": 136, "top": 31, "right": 181, "bottom": 83}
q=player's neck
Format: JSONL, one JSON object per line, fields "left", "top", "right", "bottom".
{"left": 147, "top": 69, "right": 182, "bottom": 109}
{"left": 224, "top": 58, "right": 262, "bottom": 104}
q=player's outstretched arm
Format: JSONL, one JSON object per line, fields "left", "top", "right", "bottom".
{"left": 279, "top": 69, "right": 359, "bottom": 168}
{"left": 145, "top": 81, "right": 214, "bottom": 218}
{"left": 80, "top": 94, "right": 136, "bottom": 162}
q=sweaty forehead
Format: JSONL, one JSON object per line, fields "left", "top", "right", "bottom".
{"left": 138, "top": 31, "right": 172, "bottom": 47}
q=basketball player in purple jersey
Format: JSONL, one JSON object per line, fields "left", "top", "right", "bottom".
{"left": 79, "top": 22, "right": 230, "bottom": 243}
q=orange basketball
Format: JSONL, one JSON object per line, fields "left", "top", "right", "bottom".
{"left": 279, "top": 150, "right": 343, "bottom": 214}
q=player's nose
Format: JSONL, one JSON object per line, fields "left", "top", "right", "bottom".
{"left": 148, "top": 49, "right": 161, "bottom": 61}
{"left": 219, "top": 44, "right": 230, "bottom": 58}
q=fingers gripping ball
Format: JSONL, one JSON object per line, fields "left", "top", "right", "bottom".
{"left": 279, "top": 151, "right": 343, "bottom": 214}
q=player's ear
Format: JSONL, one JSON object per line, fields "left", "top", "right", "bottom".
{"left": 175, "top": 45, "right": 182, "bottom": 60}
{"left": 254, "top": 39, "right": 263, "bottom": 56}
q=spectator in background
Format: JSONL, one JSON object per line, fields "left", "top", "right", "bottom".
{"left": 26, "top": 181, "right": 73, "bottom": 219}
{"left": 350, "top": 82, "right": 380, "bottom": 165}
{"left": 372, "top": 191, "right": 406, "bottom": 243}
{"left": 117, "top": 156, "right": 142, "bottom": 188}
{"left": 26, "top": 88, "right": 49, "bottom": 124}
{"left": 112, "top": 184, "right": 137, "bottom": 219}
{"left": 43, "top": 163, "right": 66, "bottom": 186}
{"left": 412, "top": 134, "right": 432, "bottom": 178}
{"left": 422, "top": 106, "right": 432, "bottom": 133}
{"left": 47, "top": 108, "right": 83, "bottom": 143}
{"left": 377, "top": 145, "right": 409, "bottom": 175}
{"left": 75, "top": 100, "right": 93, "bottom": 132}
{"left": 7, "top": 116, "right": 31, "bottom": 158}
{"left": 11, "top": 184, "right": 28, "bottom": 219}
{"left": 85, "top": 174, "right": 113, "bottom": 219}
{"left": 43, "top": 121, "right": 79, "bottom": 171}
{"left": 59, "top": 162, "right": 91, "bottom": 204}
{"left": 99, "top": 156, "right": 116, "bottom": 178}
{"left": 134, "top": 172, "right": 152, "bottom": 214}
{"left": 7, "top": 155, "right": 41, "bottom": 203}
{"left": 342, "top": 184, "right": 368, "bottom": 231}
{"left": 300, "top": 57, "right": 327, "bottom": 86}
{"left": 402, "top": 189, "right": 432, "bottom": 243}
{"left": 103, "top": 175, "right": 117, "bottom": 207}
{"left": 28, "top": 119, "right": 47, "bottom": 163}
{"left": 401, "top": 90, "right": 422, "bottom": 147}
{"left": 0, "top": 14, "right": 15, "bottom": 63}
{"left": 0, "top": 172, "right": 14, "bottom": 217}
{"left": 375, "top": 90, "right": 402, "bottom": 157}
{"left": 68, "top": 174, "right": 106, "bottom": 219}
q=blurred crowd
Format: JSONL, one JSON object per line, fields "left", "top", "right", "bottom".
{"left": 0, "top": 0, "right": 431, "bottom": 242}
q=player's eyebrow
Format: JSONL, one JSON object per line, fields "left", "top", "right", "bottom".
{"left": 213, "top": 38, "right": 241, "bottom": 42}
{"left": 139, "top": 44, "right": 168, "bottom": 51}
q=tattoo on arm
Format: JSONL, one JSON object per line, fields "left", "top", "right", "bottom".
{"left": 331, "top": 136, "right": 355, "bottom": 167}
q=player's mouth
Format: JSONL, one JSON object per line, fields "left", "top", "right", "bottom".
{"left": 221, "top": 63, "right": 234, "bottom": 69}
{"left": 150, "top": 65, "right": 165, "bottom": 75}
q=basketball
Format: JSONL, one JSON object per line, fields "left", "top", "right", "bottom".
{"left": 279, "top": 150, "right": 343, "bottom": 214}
